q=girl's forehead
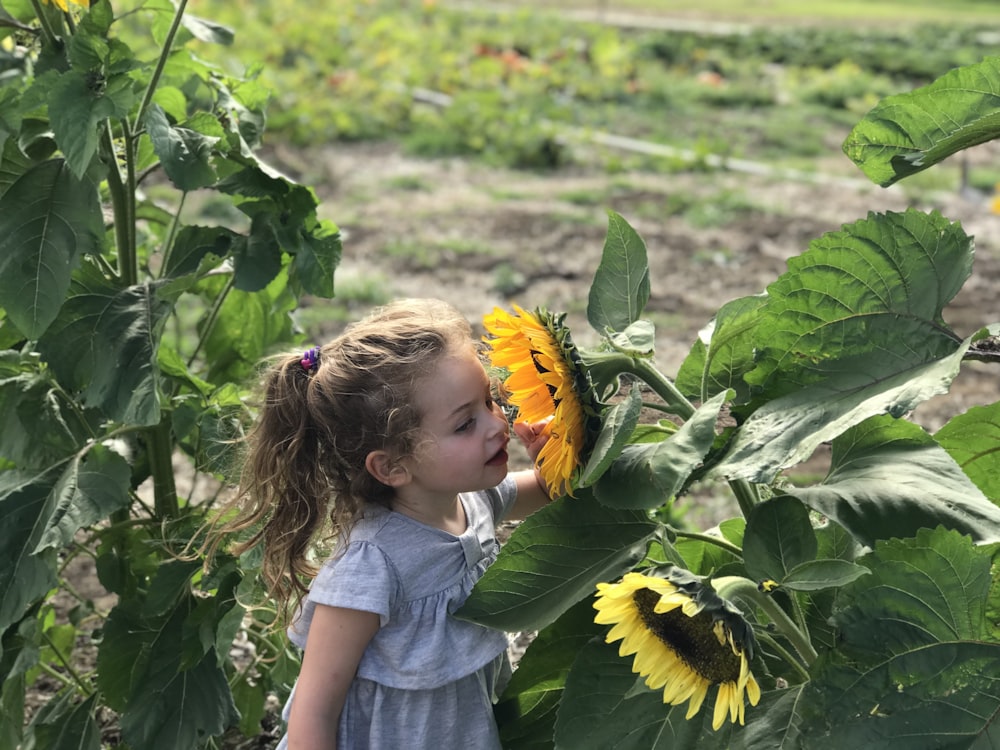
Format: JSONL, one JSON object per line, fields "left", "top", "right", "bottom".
{"left": 416, "top": 349, "right": 487, "bottom": 413}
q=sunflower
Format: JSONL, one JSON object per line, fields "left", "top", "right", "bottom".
{"left": 593, "top": 568, "right": 761, "bottom": 730}
{"left": 482, "top": 305, "right": 600, "bottom": 498}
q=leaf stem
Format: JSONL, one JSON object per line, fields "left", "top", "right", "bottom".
{"left": 669, "top": 527, "right": 743, "bottom": 557}
{"left": 187, "top": 274, "right": 236, "bottom": 368}
{"left": 159, "top": 191, "right": 188, "bottom": 277}
{"left": 135, "top": 0, "right": 190, "bottom": 126}
{"left": 28, "top": 0, "right": 59, "bottom": 48}
{"left": 41, "top": 630, "right": 93, "bottom": 695}
{"left": 755, "top": 630, "right": 811, "bottom": 682}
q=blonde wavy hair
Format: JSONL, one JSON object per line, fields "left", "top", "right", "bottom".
{"left": 209, "top": 298, "right": 475, "bottom": 625}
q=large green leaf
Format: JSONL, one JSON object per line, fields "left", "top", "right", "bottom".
{"left": 844, "top": 56, "right": 1000, "bottom": 187}
{"left": 712, "top": 338, "right": 970, "bottom": 484}
{"left": 788, "top": 416, "right": 1000, "bottom": 546}
{"left": 594, "top": 390, "right": 728, "bottom": 510}
{"left": 0, "top": 468, "right": 59, "bottom": 632}
{"left": 145, "top": 104, "right": 219, "bottom": 191}
{"left": 117, "top": 617, "right": 239, "bottom": 750}
{"left": 578, "top": 382, "right": 642, "bottom": 488}
{"left": 0, "top": 159, "right": 103, "bottom": 338}
{"left": 799, "top": 528, "right": 1000, "bottom": 746}
{"left": 837, "top": 527, "right": 993, "bottom": 648}
{"left": 495, "top": 598, "right": 604, "bottom": 749}
{"left": 675, "top": 294, "right": 768, "bottom": 405}
{"left": 48, "top": 67, "right": 135, "bottom": 178}
{"left": 0, "top": 351, "right": 93, "bottom": 469}
{"left": 38, "top": 263, "right": 173, "bottom": 426}
{"left": 457, "top": 489, "right": 656, "bottom": 632}
{"left": 808, "top": 641, "right": 1000, "bottom": 749}
{"left": 742, "top": 496, "right": 817, "bottom": 583}
{"left": 202, "top": 271, "right": 297, "bottom": 385}
{"left": 746, "top": 210, "right": 970, "bottom": 400}
{"left": 554, "top": 637, "right": 731, "bottom": 749}
{"left": 27, "top": 690, "right": 100, "bottom": 750}
{"left": 934, "top": 401, "right": 1000, "bottom": 503}
{"left": 288, "top": 218, "right": 342, "bottom": 298}
{"left": 587, "top": 211, "right": 650, "bottom": 334}
{"left": 35, "top": 445, "right": 131, "bottom": 553}
{"left": 730, "top": 686, "right": 805, "bottom": 750}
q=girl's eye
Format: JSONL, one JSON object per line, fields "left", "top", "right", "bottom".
{"left": 456, "top": 418, "right": 474, "bottom": 433}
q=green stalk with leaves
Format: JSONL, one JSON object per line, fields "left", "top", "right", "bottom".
{"left": 460, "top": 57, "right": 1000, "bottom": 748}
{"left": 0, "top": 0, "right": 339, "bottom": 746}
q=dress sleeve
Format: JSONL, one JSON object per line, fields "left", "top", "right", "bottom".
{"left": 307, "top": 541, "right": 400, "bottom": 625}
{"left": 483, "top": 474, "right": 518, "bottom": 524}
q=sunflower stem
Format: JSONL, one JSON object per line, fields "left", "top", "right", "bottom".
{"left": 630, "top": 358, "right": 695, "bottom": 419}
{"left": 755, "top": 630, "right": 811, "bottom": 682}
{"left": 712, "top": 576, "right": 817, "bottom": 668}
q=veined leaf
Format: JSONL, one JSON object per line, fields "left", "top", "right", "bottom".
{"left": 587, "top": 211, "right": 650, "bottom": 334}
{"left": 202, "top": 271, "right": 297, "bottom": 385}
{"left": 579, "top": 382, "right": 642, "bottom": 488}
{"left": 456, "top": 488, "right": 656, "bottom": 632}
{"left": 495, "top": 598, "right": 603, "bottom": 749}
{"left": 0, "top": 159, "right": 103, "bottom": 338}
{"left": 0, "top": 468, "right": 60, "bottom": 632}
{"left": 555, "top": 637, "right": 731, "bottom": 749}
{"left": 934, "top": 401, "right": 1000, "bottom": 503}
{"left": 27, "top": 690, "right": 100, "bottom": 750}
{"left": 730, "top": 686, "right": 805, "bottom": 750}
{"left": 712, "top": 336, "right": 970, "bottom": 484}
{"left": 288, "top": 219, "right": 342, "bottom": 298}
{"left": 743, "top": 496, "right": 817, "bottom": 583}
{"left": 799, "top": 529, "right": 1000, "bottom": 746}
{"left": 48, "top": 68, "right": 135, "bottom": 179}
{"left": 781, "top": 559, "right": 870, "bottom": 592}
{"left": 746, "top": 210, "right": 969, "bottom": 401}
{"left": 38, "top": 263, "right": 173, "bottom": 426}
{"left": 145, "top": 104, "right": 218, "bottom": 191}
{"left": 35, "top": 445, "right": 131, "bottom": 553}
{"left": 844, "top": 56, "right": 1000, "bottom": 187}
{"left": 788, "top": 416, "right": 1000, "bottom": 547}
{"left": 675, "top": 294, "right": 768, "bottom": 405}
{"left": 0, "top": 351, "right": 93, "bottom": 469}
{"left": 809, "top": 641, "right": 1000, "bottom": 749}
{"left": 594, "top": 390, "right": 728, "bottom": 510}
{"left": 836, "top": 527, "right": 994, "bottom": 650}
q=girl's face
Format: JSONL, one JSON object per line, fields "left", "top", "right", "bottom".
{"left": 404, "top": 346, "right": 510, "bottom": 499}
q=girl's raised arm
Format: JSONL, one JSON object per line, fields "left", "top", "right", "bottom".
{"left": 285, "top": 605, "right": 380, "bottom": 750}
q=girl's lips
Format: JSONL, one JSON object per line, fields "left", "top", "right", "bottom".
{"left": 486, "top": 445, "right": 509, "bottom": 466}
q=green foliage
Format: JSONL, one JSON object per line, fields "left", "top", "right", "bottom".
{"left": 0, "top": 0, "right": 337, "bottom": 745}
{"left": 188, "top": 0, "right": 994, "bottom": 171}
{"left": 457, "top": 48, "right": 1000, "bottom": 747}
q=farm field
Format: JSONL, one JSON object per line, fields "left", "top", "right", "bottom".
{"left": 10, "top": 0, "right": 1000, "bottom": 746}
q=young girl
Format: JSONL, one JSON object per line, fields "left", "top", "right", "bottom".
{"left": 219, "top": 298, "right": 551, "bottom": 750}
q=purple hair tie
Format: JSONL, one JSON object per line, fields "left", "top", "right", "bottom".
{"left": 301, "top": 346, "right": 320, "bottom": 373}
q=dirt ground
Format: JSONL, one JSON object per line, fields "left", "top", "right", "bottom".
{"left": 293, "top": 139, "right": 1000, "bottom": 431}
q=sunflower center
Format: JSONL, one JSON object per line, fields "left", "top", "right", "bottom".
{"left": 633, "top": 588, "right": 742, "bottom": 684}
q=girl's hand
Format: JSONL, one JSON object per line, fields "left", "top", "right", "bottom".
{"left": 512, "top": 418, "right": 552, "bottom": 464}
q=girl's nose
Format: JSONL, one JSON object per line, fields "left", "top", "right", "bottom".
{"left": 489, "top": 402, "right": 508, "bottom": 434}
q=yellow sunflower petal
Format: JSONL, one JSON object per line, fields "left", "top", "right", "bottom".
{"left": 483, "top": 305, "right": 597, "bottom": 498}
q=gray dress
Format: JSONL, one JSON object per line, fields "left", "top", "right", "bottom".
{"left": 276, "top": 476, "right": 517, "bottom": 749}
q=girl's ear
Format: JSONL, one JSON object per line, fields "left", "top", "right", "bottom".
{"left": 365, "top": 450, "right": 411, "bottom": 488}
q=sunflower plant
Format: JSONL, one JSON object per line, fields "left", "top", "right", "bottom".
{"left": 0, "top": 0, "right": 336, "bottom": 746}
{"left": 461, "top": 57, "right": 1000, "bottom": 749}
